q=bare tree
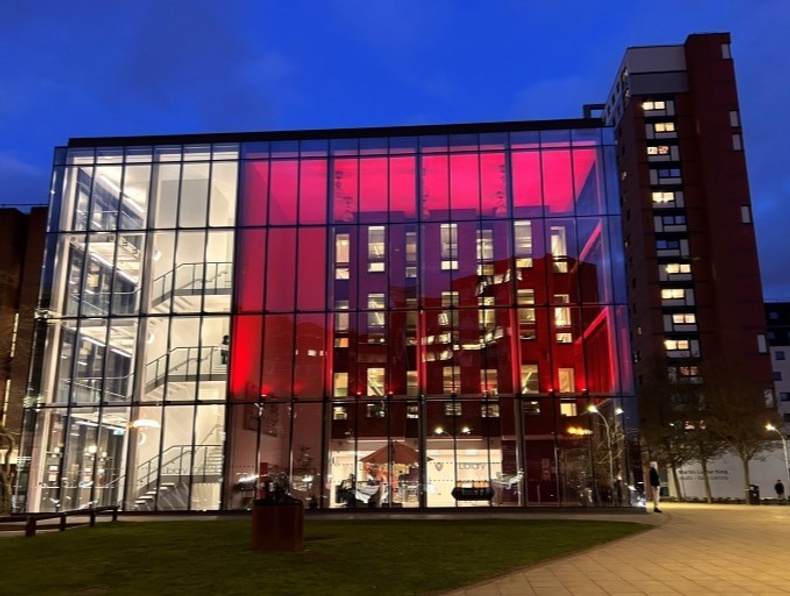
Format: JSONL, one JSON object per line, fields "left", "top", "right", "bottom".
{"left": 703, "top": 360, "right": 779, "bottom": 495}
{"left": 637, "top": 369, "right": 695, "bottom": 501}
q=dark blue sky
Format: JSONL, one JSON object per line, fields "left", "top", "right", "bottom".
{"left": 1, "top": 1, "right": 788, "bottom": 298}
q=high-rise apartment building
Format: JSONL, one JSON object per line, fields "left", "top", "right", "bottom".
{"left": 599, "top": 33, "right": 772, "bottom": 392}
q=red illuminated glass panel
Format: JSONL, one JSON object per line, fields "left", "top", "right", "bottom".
{"left": 262, "top": 314, "right": 295, "bottom": 396}
{"left": 511, "top": 152, "right": 542, "bottom": 217}
{"left": 239, "top": 161, "right": 268, "bottom": 226}
{"left": 296, "top": 228, "right": 327, "bottom": 311}
{"left": 573, "top": 148, "right": 604, "bottom": 216}
{"left": 266, "top": 228, "right": 296, "bottom": 311}
{"left": 389, "top": 156, "right": 416, "bottom": 222}
{"left": 332, "top": 158, "right": 358, "bottom": 223}
{"left": 235, "top": 228, "right": 266, "bottom": 313}
{"left": 480, "top": 153, "right": 507, "bottom": 218}
{"left": 293, "top": 313, "right": 326, "bottom": 397}
{"left": 449, "top": 154, "right": 479, "bottom": 220}
{"left": 299, "top": 159, "right": 327, "bottom": 224}
{"left": 542, "top": 150, "right": 574, "bottom": 216}
{"left": 421, "top": 155, "right": 449, "bottom": 220}
{"left": 229, "top": 314, "right": 263, "bottom": 401}
{"left": 269, "top": 160, "right": 298, "bottom": 225}
{"left": 359, "top": 157, "right": 388, "bottom": 223}
{"left": 581, "top": 306, "right": 617, "bottom": 393}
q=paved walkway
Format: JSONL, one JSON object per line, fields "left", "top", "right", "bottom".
{"left": 445, "top": 503, "right": 790, "bottom": 596}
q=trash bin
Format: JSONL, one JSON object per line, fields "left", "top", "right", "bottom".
{"left": 748, "top": 484, "right": 760, "bottom": 505}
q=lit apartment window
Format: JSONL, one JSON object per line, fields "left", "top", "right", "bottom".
{"left": 560, "top": 400, "right": 577, "bottom": 417}
{"left": 334, "top": 372, "right": 348, "bottom": 397}
{"left": 642, "top": 100, "right": 666, "bottom": 111}
{"left": 335, "top": 300, "right": 350, "bottom": 332}
{"left": 521, "top": 364, "right": 539, "bottom": 394}
{"left": 550, "top": 226, "right": 568, "bottom": 273}
{"left": 405, "top": 232, "right": 417, "bottom": 277}
{"left": 477, "top": 228, "right": 494, "bottom": 261}
{"left": 367, "top": 293, "right": 385, "bottom": 328}
{"left": 333, "top": 406, "right": 348, "bottom": 420}
{"left": 672, "top": 313, "right": 696, "bottom": 325}
{"left": 514, "top": 221, "right": 533, "bottom": 268}
{"left": 664, "top": 339, "right": 690, "bottom": 351}
{"left": 443, "top": 366, "right": 459, "bottom": 395}
{"left": 481, "top": 403, "right": 500, "bottom": 418}
{"left": 554, "top": 294, "right": 571, "bottom": 328}
{"left": 517, "top": 289, "right": 536, "bottom": 339}
{"left": 367, "top": 226, "right": 386, "bottom": 273}
{"left": 654, "top": 122, "right": 675, "bottom": 133}
{"left": 476, "top": 228, "right": 494, "bottom": 275}
{"left": 367, "top": 367, "right": 385, "bottom": 396}
{"left": 661, "top": 288, "right": 686, "bottom": 300}
{"left": 517, "top": 288, "right": 535, "bottom": 305}
{"left": 558, "top": 367, "right": 574, "bottom": 393}
{"left": 366, "top": 402, "right": 386, "bottom": 418}
{"left": 652, "top": 191, "right": 675, "bottom": 204}
{"left": 444, "top": 402, "right": 462, "bottom": 416}
{"left": 665, "top": 263, "right": 692, "bottom": 275}
{"left": 440, "top": 223, "right": 458, "bottom": 270}
{"left": 556, "top": 332, "right": 573, "bottom": 344}
{"left": 647, "top": 145, "right": 670, "bottom": 156}
{"left": 481, "top": 369, "right": 498, "bottom": 395}
{"left": 335, "top": 232, "right": 350, "bottom": 279}
{"left": 407, "top": 371, "right": 418, "bottom": 396}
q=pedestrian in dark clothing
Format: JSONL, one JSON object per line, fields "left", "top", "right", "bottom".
{"left": 221, "top": 334, "right": 230, "bottom": 365}
{"left": 649, "top": 461, "right": 662, "bottom": 513}
{"left": 775, "top": 479, "right": 785, "bottom": 502}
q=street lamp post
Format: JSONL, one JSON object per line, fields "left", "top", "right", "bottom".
{"left": 766, "top": 423, "right": 790, "bottom": 492}
{"left": 588, "top": 405, "right": 614, "bottom": 505}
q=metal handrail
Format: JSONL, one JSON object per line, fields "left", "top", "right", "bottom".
{"left": 135, "top": 444, "right": 223, "bottom": 494}
{"left": 144, "top": 345, "right": 226, "bottom": 391}
{"left": 150, "top": 261, "right": 232, "bottom": 305}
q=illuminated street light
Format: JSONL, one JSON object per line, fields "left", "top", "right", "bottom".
{"left": 766, "top": 423, "right": 790, "bottom": 491}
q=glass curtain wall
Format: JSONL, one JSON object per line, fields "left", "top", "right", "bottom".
{"left": 18, "top": 125, "right": 634, "bottom": 512}
{"left": 18, "top": 144, "right": 237, "bottom": 512}
{"left": 228, "top": 127, "right": 634, "bottom": 510}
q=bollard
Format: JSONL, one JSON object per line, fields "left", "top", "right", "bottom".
{"left": 25, "top": 517, "right": 36, "bottom": 538}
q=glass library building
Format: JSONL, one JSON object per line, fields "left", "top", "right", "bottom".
{"left": 17, "top": 120, "right": 636, "bottom": 512}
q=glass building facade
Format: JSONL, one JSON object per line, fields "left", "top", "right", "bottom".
{"left": 17, "top": 121, "right": 636, "bottom": 512}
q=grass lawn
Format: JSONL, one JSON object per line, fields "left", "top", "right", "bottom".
{"left": 0, "top": 518, "right": 647, "bottom": 595}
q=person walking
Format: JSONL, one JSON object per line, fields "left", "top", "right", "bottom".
{"left": 775, "top": 479, "right": 785, "bottom": 503}
{"left": 649, "top": 461, "right": 662, "bottom": 513}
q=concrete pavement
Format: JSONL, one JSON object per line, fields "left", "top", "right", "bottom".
{"left": 445, "top": 503, "right": 790, "bottom": 595}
